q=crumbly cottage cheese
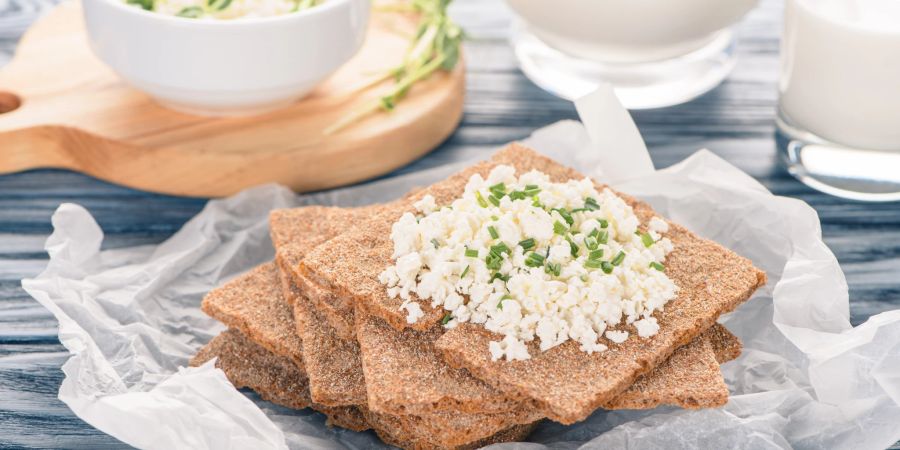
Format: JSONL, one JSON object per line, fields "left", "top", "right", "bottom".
{"left": 379, "top": 165, "right": 678, "bottom": 361}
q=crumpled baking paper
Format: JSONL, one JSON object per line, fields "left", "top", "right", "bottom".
{"left": 22, "top": 87, "right": 900, "bottom": 449}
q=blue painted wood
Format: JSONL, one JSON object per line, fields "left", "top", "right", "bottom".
{"left": 1, "top": 0, "right": 898, "bottom": 448}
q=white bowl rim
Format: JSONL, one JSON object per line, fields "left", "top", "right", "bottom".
{"left": 99, "top": 0, "right": 355, "bottom": 27}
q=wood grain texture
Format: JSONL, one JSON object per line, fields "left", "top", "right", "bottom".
{"left": 0, "top": 1, "right": 465, "bottom": 197}
{"left": 1, "top": 0, "right": 899, "bottom": 448}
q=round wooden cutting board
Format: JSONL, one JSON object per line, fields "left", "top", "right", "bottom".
{"left": 0, "top": 1, "right": 465, "bottom": 197}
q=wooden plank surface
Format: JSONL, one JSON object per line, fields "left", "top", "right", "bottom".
{"left": 1, "top": 0, "right": 899, "bottom": 448}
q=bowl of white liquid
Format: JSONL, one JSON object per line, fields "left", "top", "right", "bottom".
{"left": 504, "top": 0, "right": 759, "bottom": 108}
{"left": 777, "top": 0, "right": 900, "bottom": 201}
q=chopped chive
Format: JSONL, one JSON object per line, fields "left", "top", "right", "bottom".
{"left": 489, "top": 182, "right": 506, "bottom": 198}
{"left": 584, "top": 236, "right": 599, "bottom": 251}
{"left": 584, "top": 259, "right": 603, "bottom": 269}
{"left": 465, "top": 248, "right": 479, "bottom": 258}
{"left": 567, "top": 238, "right": 579, "bottom": 257}
{"left": 545, "top": 262, "right": 561, "bottom": 276}
{"left": 491, "top": 215, "right": 499, "bottom": 221}
{"left": 485, "top": 252, "right": 503, "bottom": 270}
{"left": 475, "top": 191, "right": 489, "bottom": 208}
{"left": 490, "top": 272, "right": 509, "bottom": 283}
{"left": 597, "top": 219, "right": 609, "bottom": 228}
{"left": 554, "top": 208, "right": 574, "bottom": 226}
{"left": 431, "top": 238, "right": 441, "bottom": 249}
{"left": 598, "top": 230, "right": 609, "bottom": 244}
{"left": 601, "top": 261, "right": 614, "bottom": 274}
{"left": 460, "top": 265, "right": 470, "bottom": 278}
{"left": 491, "top": 242, "right": 511, "bottom": 256}
{"left": 176, "top": 5, "right": 204, "bottom": 17}
{"left": 641, "top": 232, "right": 655, "bottom": 248}
{"left": 553, "top": 221, "right": 568, "bottom": 236}
{"left": 525, "top": 252, "right": 545, "bottom": 268}
{"left": 584, "top": 197, "right": 600, "bottom": 211}
{"left": 649, "top": 261, "right": 666, "bottom": 271}
{"left": 488, "top": 195, "right": 501, "bottom": 207}
{"left": 589, "top": 249, "right": 604, "bottom": 260}
{"left": 588, "top": 228, "right": 600, "bottom": 239}
{"left": 441, "top": 313, "right": 452, "bottom": 325}
{"left": 611, "top": 251, "right": 626, "bottom": 266}
{"left": 497, "top": 294, "right": 511, "bottom": 310}
{"left": 532, "top": 196, "right": 543, "bottom": 208}
{"left": 509, "top": 191, "right": 526, "bottom": 200}
{"left": 525, "top": 184, "right": 539, "bottom": 190}
{"left": 518, "top": 238, "right": 536, "bottom": 251}
{"left": 488, "top": 226, "right": 499, "bottom": 239}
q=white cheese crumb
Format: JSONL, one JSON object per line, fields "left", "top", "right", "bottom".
{"left": 380, "top": 165, "right": 678, "bottom": 361}
{"left": 634, "top": 316, "right": 660, "bottom": 338}
{"left": 400, "top": 300, "right": 424, "bottom": 324}
{"left": 413, "top": 194, "right": 438, "bottom": 214}
{"left": 605, "top": 330, "right": 629, "bottom": 344}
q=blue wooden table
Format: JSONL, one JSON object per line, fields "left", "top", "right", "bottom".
{"left": 1, "top": 0, "right": 899, "bottom": 448}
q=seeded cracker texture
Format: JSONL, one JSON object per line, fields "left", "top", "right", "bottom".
{"left": 271, "top": 206, "right": 376, "bottom": 341}
{"left": 301, "top": 143, "right": 766, "bottom": 424}
{"left": 189, "top": 329, "right": 370, "bottom": 432}
{"left": 200, "top": 262, "right": 305, "bottom": 370}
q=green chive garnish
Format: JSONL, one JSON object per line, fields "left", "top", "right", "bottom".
{"left": 598, "top": 230, "right": 609, "bottom": 244}
{"left": 553, "top": 221, "right": 568, "bottom": 236}
{"left": 545, "top": 262, "right": 561, "bottom": 276}
{"left": 475, "top": 191, "right": 489, "bottom": 208}
{"left": 584, "top": 236, "right": 599, "bottom": 251}
{"left": 441, "top": 313, "right": 452, "bottom": 325}
{"left": 601, "top": 261, "right": 614, "bottom": 274}
{"left": 588, "top": 228, "right": 600, "bottom": 239}
{"left": 518, "top": 238, "right": 536, "bottom": 251}
{"left": 460, "top": 265, "right": 470, "bottom": 278}
{"left": 489, "top": 182, "right": 506, "bottom": 198}
{"left": 491, "top": 242, "right": 511, "bottom": 256}
{"left": 584, "top": 259, "right": 603, "bottom": 269}
{"left": 641, "top": 232, "right": 655, "bottom": 248}
{"left": 584, "top": 197, "right": 600, "bottom": 211}
{"left": 597, "top": 219, "right": 609, "bottom": 228}
{"left": 649, "top": 261, "right": 666, "bottom": 271}
{"left": 589, "top": 249, "right": 604, "bottom": 260}
{"left": 490, "top": 272, "right": 509, "bottom": 283}
{"left": 509, "top": 191, "right": 526, "bottom": 201}
{"left": 488, "top": 226, "right": 499, "bottom": 239}
{"left": 554, "top": 208, "right": 574, "bottom": 226}
{"left": 465, "top": 248, "right": 479, "bottom": 258}
{"left": 525, "top": 252, "right": 545, "bottom": 268}
{"left": 488, "top": 195, "right": 501, "bottom": 207}
{"left": 176, "top": 5, "right": 204, "bottom": 17}
{"left": 431, "top": 238, "right": 441, "bottom": 249}
{"left": 611, "top": 251, "right": 626, "bottom": 266}
{"left": 532, "top": 197, "right": 543, "bottom": 208}
{"left": 567, "top": 238, "right": 579, "bottom": 257}
{"left": 485, "top": 252, "right": 503, "bottom": 270}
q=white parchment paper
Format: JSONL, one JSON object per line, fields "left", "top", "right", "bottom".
{"left": 22, "top": 92, "right": 900, "bottom": 449}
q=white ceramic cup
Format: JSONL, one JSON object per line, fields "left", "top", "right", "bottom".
{"left": 82, "top": 0, "right": 369, "bottom": 116}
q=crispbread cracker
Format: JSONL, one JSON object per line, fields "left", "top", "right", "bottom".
{"left": 369, "top": 416, "right": 539, "bottom": 450}
{"left": 200, "top": 262, "right": 304, "bottom": 369}
{"left": 189, "top": 328, "right": 369, "bottom": 432}
{"left": 271, "top": 206, "right": 373, "bottom": 341}
{"left": 192, "top": 328, "right": 538, "bottom": 448}
{"left": 301, "top": 143, "right": 764, "bottom": 424}
{"left": 709, "top": 322, "right": 743, "bottom": 363}
{"left": 300, "top": 145, "right": 583, "bottom": 332}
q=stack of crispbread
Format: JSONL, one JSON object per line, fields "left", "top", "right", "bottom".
{"left": 190, "top": 144, "right": 765, "bottom": 449}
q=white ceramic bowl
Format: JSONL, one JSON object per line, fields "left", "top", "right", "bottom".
{"left": 82, "top": 0, "right": 369, "bottom": 115}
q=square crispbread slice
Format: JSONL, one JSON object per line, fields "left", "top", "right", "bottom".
{"left": 303, "top": 143, "right": 764, "bottom": 423}
{"left": 200, "top": 262, "right": 305, "bottom": 370}
{"left": 290, "top": 272, "right": 542, "bottom": 445}
{"left": 434, "top": 210, "right": 765, "bottom": 424}
{"left": 299, "top": 144, "right": 585, "bottom": 333}
{"left": 368, "top": 415, "right": 539, "bottom": 450}
{"left": 271, "top": 206, "right": 370, "bottom": 341}
{"left": 192, "top": 329, "right": 537, "bottom": 448}
{"left": 189, "top": 328, "right": 369, "bottom": 432}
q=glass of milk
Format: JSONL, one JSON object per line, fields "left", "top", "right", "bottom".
{"left": 777, "top": 0, "right": 900, "bottom": 201}
{"left": 504, "top": 0, "right": 759, "bottom": 109}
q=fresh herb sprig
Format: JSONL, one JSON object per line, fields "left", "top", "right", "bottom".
{"left": 325, "top": 0, "right": 464, "bottom": 134}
